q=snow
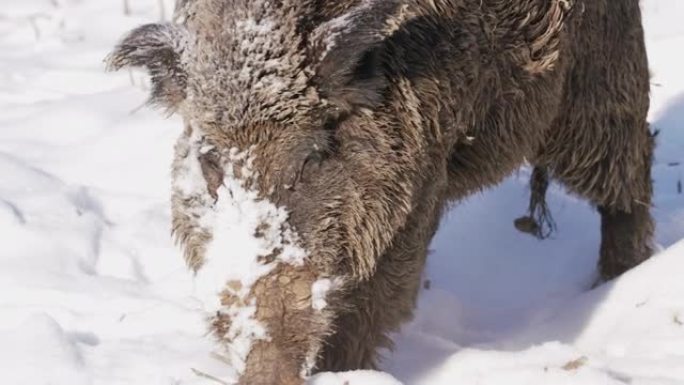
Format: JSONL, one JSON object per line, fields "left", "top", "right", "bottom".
{"left": 0, "top": 1, "right": 683, "bottom": 385}
{"left": 311, "top": 278, "right": 334, "bottom": 311}
{"left": 310, "top": 371, "right": 403, "bottom": 385}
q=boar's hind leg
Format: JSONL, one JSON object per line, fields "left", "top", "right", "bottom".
{"left": 597, "top": 197, "right": 654, "bottom": 280}
{"left": 541, "top": 0, "right": 654, "bottom": 281}
{"left": 546, "top": 124, "right": 654, "bottom": 281}
{"left": 542, "top": 116, "right": 654, "bottom": 281}
{"left": 542, "top": 101, "right": 656, "bottom": 281}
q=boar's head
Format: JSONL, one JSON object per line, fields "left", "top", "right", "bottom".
{"left": 107, "top": 0, "right": 415, "bottom": 269}
{"left": 107, "top": 0, "right": 422, "bottom": 383}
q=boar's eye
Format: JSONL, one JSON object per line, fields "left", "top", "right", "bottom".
{"left": 106, "top": 23, "right": 190, "bottom": 113}
{"left": 301, "top": 149, "right": 326, "bottom": 181}
{"left": 286, "top": 146, "right": 328, "bottom": 192}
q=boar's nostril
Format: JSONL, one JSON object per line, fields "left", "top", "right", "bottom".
{"left": 199, "top": 151, "right": 224, "bottom": 201}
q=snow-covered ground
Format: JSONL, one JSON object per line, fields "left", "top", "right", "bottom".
{"left": 1, "top": 1, "right": 683, "bottom": 384}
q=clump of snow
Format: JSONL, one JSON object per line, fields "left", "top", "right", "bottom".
{"left": 1, "top": 1, "right": 684, "bottom": 385}
{"left": 211, "top": 297, "right": 268, "bottom": 376}
{"left": 311, "top": 278, "right": 333, "bottom": 311}
{"left": 311, "top": 277, "right": 343, "bottom": 312}
{"left": 236, "top": 18, "right": 275, "bottom": 37}
{"left": 310, "top": 370, "right": 403, "bottom": 385}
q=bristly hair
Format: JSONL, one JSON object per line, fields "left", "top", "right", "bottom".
{"left": 490, "top": 0, "right": 575, "bottom": 75}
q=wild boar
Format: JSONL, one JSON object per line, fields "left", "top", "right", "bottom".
{"left": 107, "top": 0, "right": 654, "bottom": 383}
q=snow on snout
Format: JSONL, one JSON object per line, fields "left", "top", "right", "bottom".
{"left": 174, "top": 122, "right": 308, "bottom": 374}
{"left": 189, "top": 145, "right": 307, "bottom": 310}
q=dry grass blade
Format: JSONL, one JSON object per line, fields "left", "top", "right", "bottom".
{"left": 562, "top": 356, "right": 588, "bottom": 371}
{"left": 191, "top": 368, "right": 231, "bottom": 385}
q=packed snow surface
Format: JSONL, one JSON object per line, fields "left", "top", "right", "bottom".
{"left": 1, "top": 1, "right": 683, "bottom": 384}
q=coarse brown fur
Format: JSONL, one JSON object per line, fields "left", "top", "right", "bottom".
{"left": 108, "top": 0, "right": 654, "bottom": 383}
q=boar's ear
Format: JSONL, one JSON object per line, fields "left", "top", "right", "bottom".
{"left": 106, "top": 23, "right": 190, "bottom": 112}
{"left": 310, "top": 1, "right": 413, "bottom": 114}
